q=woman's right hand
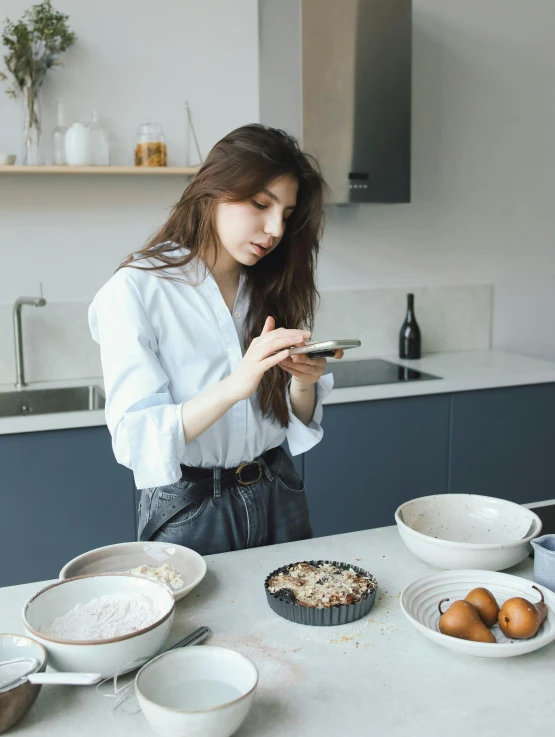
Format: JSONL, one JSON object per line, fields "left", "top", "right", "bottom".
{"left": 229, "top": 316, "right": 311, "bottom": 401}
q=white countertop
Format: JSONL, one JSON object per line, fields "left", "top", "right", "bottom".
{"left": 324, "top": 348, "right": 555, "bottom": 404}
{"left": 2, "top": 349, "right": 555, "bottom": 434}
{"left": 1, "top": 525, "right": 551, "bottom": 736}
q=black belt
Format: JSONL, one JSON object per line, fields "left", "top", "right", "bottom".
{"left": 139, "top": 446, "right": 281, "bottom": 542}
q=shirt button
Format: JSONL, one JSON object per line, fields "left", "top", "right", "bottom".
{"left": 234, "top": 312, "right": 241, "bottom": 319}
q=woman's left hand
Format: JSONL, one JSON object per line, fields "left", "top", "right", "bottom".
{"left": 279, "top": 349, "right": 344, "bottom": 386}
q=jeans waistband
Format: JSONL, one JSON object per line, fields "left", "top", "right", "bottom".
{"left": 179, "top": 446, "right": 281, "bottom": 498}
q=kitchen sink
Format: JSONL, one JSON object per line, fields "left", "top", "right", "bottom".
{"left": 0, "top": 385, "right": 105, "bottom": 419}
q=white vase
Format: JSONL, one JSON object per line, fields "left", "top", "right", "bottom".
{"left": 65, "top": 123, "right": 93, "bottom": 166}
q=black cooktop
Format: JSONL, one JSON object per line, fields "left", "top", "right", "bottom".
{"left": 323, "top": 358, "right": 442, "bottom": 388}
{"left": 530, "top": 504, "right": 555, "bottom": 535}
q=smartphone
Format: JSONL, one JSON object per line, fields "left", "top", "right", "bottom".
{"left": 289, "top": 339, "right": 361, "bottom": 358}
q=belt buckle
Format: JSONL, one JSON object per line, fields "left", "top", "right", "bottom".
{"left": 236, "top": 461, "right": 263, "bottom": 486}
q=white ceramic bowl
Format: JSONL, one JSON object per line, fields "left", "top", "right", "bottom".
{"left": 23, "top": 574, "right": 175, "bottom": 677}
{"left": 395, "top": 494, "right": 542, "bottom": 571}
{"left": 400, "top": 569, "right": 555, "bottom": 657}
{"left": 0, "top": 154, "right": 16, "bottom": 165}
{"left": 135, "top": 646, "right": 258, "bottom": 737}
{"left": 59, "top": 541, "right": 207, "bottom": 601}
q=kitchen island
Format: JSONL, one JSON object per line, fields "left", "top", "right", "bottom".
{"left": 1, "top": 525, "right": 552, "bottom": 736}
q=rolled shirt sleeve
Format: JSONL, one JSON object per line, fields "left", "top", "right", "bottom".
{"left": 285, "top": 372, "right": 334, "bottom": 455}
{"left": 88, "top": 271, "right": 186, "bottom": 489}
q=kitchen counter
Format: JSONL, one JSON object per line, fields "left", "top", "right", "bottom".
{"left": 1, "top": 525, "right": 552, "bottom": 736}
{"left": 2, "top": 349, "right": 555, "bottom": 434}
{"left": 325, "top": 348, "right": 555, "bottom": 404}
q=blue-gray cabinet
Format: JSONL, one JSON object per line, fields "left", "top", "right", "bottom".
{"left": 303, "top": 383, "right": 555, "bottom": 538}
{"left": 304, "top": 394, "right": 451, "bottom": 537}
{"left": 0, "top": 426, "right": 135, "bottom": 586}
{"left": 448, "top": 383, "right": 555, "bottom": 503}
{"left": 3, "top": 382, "right": 554, "bottom": 585}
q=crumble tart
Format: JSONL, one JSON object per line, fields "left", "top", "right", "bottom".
{"left": 264, "top": 560, "right": 378, "bottom": 626}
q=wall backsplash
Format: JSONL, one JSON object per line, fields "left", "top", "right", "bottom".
{"left": 0, "top": 302, "right": 100, "bottom": 385}
{"left": 0, "top": 284, "right": 492, "bottom": 385}
{"left": 314, "top": 284, "right": 492, "bottom": 360}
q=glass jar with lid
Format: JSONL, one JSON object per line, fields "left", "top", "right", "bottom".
{"left": 134, "top": 123, "right": 167, "bottom": 166}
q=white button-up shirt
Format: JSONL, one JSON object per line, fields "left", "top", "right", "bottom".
{"left": 88, "top": 247, "right": 334, "bottom": 490}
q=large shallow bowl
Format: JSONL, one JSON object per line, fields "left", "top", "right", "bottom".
{"left": 0, "top": 634, "right": 47, "bottom": 734}
{"left": 395, "top": 494, "right": 542, "bottom": 570}
{"left": 23, "top": 574, "right": 175, "bottom": 677}
{"left": 59, "top": 541, "right": 207, "bottom": 601}
{"left": 135, "top": 646, "right": 258, "bottom": 737}
{"left": 400, "top": 569, "right": 555, "bottom": 657}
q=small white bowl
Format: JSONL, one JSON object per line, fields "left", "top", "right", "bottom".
{"left": 22, "top": 574, "right": 175, "bottom": 677}
{"left": 0, "top": 154, "right": 16, "bottom": 165}
{"left": 395, "top": 494, "right": 541, "bottom": 571}
{"left": 135, "top": 646, "right": 258, "bottom": 737}
{"left": 400, "top": 569, "right": 555, "bottom": 657}
{"left": 59, "top": 541, "right": 207, "bottom": 601}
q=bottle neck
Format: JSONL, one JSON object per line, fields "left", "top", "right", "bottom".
{"left": 406, "top": 293, "right": 415, "bottom": 317}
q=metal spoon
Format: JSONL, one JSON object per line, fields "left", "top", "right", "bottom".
{"left": 116, "top": 625, "right": 212, "bottom": 677}
{"left": 0, "top": 659, "right": 102, "bottom": 691}
{"left": 0, "top": 626, "right": 211, "bottom": 691}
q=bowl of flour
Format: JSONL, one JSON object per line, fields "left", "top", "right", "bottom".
{"left": 22, "top": 574, "right": 175, "bottom": 678}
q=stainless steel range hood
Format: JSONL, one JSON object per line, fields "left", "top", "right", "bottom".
{"left": 259, "top": 0, "right": 412, "bottom": 204}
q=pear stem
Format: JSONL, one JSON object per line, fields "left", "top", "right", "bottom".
{"left": 532, "top": 585, "right": 545, "bottom": 603}
{"left": 438, "top": 598, "right": 450, "bottom": 615}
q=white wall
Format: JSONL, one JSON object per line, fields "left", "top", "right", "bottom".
{"left": 1, "top": 0, "right": 554, "bottom": 370}
{"left": 319, "top": 0, "right": 555, "bottom": 361}
{"left": 0, "top": 0, "right": 260, "bottom": 302}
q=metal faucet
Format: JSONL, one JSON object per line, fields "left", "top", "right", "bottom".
{"left": 13, "top": 292, "right": 47, "bottom": 389}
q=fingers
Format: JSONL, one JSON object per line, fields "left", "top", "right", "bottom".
{"left": 260, "top": 316, "right": 275, "bottom": 335}
{"left": 280, "top": 366, "right": 311, "bottom": 380}
{"left": 291, "top": 355, "right": 326, "bottom": 368}
{"left": 334, "top": 349, "right": 345, "bottom": 359}
{"left": 261, "top": 347, "right": 291, "bottom": 371}
{"left": 279, "top": 357, "right": 321, "bottom": 376}
{"left": 260, "top": 331, "right": 311, "bottom": 355}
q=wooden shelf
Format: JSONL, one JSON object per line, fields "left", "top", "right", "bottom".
{"left": 0, "top": 165, "right": 200, "bottom": 175}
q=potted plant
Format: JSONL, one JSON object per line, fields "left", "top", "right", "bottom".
{"left": 0, "top": 0, "right": 76, "bottom": 165}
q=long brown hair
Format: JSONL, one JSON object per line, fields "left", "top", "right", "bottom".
{"left": 118, "top": 124, "right": 327, "bottom": 427}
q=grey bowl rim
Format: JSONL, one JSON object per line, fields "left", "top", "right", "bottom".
{"left": 22, "top": 573, "right": 175, "bottom": 646}
{"left": 395, "top": 493, "right": 542, "bottom": 550}
{"left": 135, "top": 645, "right": 259, "bottom": 714}
{"left": 0, "top": 633, "right": 47, "bottom": 695}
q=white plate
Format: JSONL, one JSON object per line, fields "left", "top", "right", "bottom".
{"left": 59, "top": 542, "right": 207, "bottom": 601}
{"left": 400, "top": 569, "right": 555, "bottom": 657}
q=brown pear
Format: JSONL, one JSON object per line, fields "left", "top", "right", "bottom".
{"left": 438, "top": 598, "right": 497, "bottom": 643}
{"left": 498, "top": 585, "right": 548, "bottom": 639}
{"left": 464, "top": 587, "right": 500, "bottom": 627}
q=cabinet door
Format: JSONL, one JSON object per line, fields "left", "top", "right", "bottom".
{"left": 0, "top": 426, "right": 135, "bottom": 586}
{"left": 304, "top": 395, "right": 450, "bottom": 537}
{"left": 449, "top": 383, "right": 555, "bottom": 504}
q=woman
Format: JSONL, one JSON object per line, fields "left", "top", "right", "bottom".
{"left": 89, "top": 124, "right": 343, "bottom": 556}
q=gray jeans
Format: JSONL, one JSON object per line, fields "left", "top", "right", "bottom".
{"left": 137, "top": 447, "right": 312, "bottom": 556}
